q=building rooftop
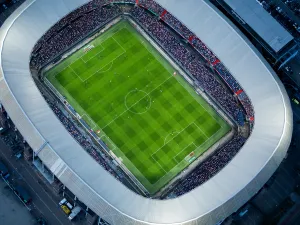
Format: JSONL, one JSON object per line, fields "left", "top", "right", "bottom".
{"left": 223, "top": 0, "right": 294, "bottom": 52}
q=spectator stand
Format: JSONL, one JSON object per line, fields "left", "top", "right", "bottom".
{"left": 29, "top": 0, "right": 254, "bottom": 197}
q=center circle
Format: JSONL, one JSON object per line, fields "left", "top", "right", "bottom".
{"left": 125, "top": 89, "right": 151, "bottom": 114}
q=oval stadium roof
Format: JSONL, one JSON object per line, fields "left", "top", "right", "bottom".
{"left": 0, "top": 0, "right": 293, "bottom": 224}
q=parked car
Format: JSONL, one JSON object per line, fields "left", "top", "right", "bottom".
{"left": 0, "top": 161, "right": 10, "bottom": 179}
{"left": 14, "top": 185, "right": 32, "bottom": 204}
{"left": 61, "top": 205, "right": 71, "bottom": 215}
{"left": 68, "top": 206, "right": 81, "bottom": 221}
{"left": 36, "top": 218, "right": 47, "bottom": 225}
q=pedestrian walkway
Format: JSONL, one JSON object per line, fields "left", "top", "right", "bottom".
{"left": 0, "top": 180, "right": 34, "bottom": 225}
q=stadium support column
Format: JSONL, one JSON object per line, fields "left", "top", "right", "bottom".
{"left": 35, "top": 141, "right": 48, "bottom": 156}
{"left": 74, "top": 196, "right": 77, "bottom": 206}
{"left": 85, "top": 206, "right": 89, "bottom": 217}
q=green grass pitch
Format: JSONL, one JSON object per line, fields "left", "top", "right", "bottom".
{"left": 46, "top": 20, "right": 231, "bottom": 194}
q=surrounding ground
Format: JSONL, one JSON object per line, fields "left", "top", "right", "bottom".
{"left": 0, "top": 180, "right": 34, "bottom": 225}
{"left": 46, "top": 20, "right": 230, "bottom": 193}
{"left": 0, "top": 135, "right": 81, "bottom": 225}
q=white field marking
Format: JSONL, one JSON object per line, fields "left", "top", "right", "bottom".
{"left": 80, "top": 43, "right": 105, "bottom": 63}
{"left": 53, "top": 63, "right": 72, "bottom": 78}
{"left": 173, "top": 142, "right": 197, "bottom": 164}
{"left": 193, "top": 122, "right": 209, "bottom": 138}
{"left": 79, "top": 36, "right": 127, "bottom": 82}
{"left": 151, "top": 128, "right": 223, "bottom": 186}
{"left": 150, "top": 155, "right": 168, "bottom": 174}
{"left": 53, "top": 43, "right": 101, "bottom": 77}
{"left": 81, "top": 113, "right": 117, "bottom": 151}
{"left": 174, "top": 73, "right": 222, "bottom": 128}
{"left": 69, "top": 66, "right": 84, "bottom": 82}
{"left": 151, "top": 122, "right": 195, "bottom": 158}
{"left": 138, "top": 35, "right": 156, "bottom": 56}
{"left": 193, "top": 127, "right": 223, "bottom": 150}
{"left": 53, "top": 30, "right": 125, "bottom": 77}
{"left": 81, "top": 114, "right": 97, "bottom": 130}
{"left": 112, "top": 36, "right": 127, "bottom": 53}
{"left": 101, "top": 75, "right": 173, "bottom": 130}
{"left": 163, "top": 131, "right": 179, "bottom": 145}
{"left": 135, "top": 25, "right": 223, "bottom": 130}
{"left": 124, "top": 89, "right": 152, "bottom": 115}
{"left": 80, "top": 57, "right": 86, "bottom": 64}
{"left": 151, "top": 120, "right": 216, "bottom": 174}
{"left": 76, "top": 34, "right": 122, "bottom": 64}
{"left": 101, "top": 135, "right": 117, "bottom": 151}
{"left": 80, "top": 51, "right": 125, "bottom": 82}
{"left": 96, "top": 61, "right": 114, "bottom": 74}
{"left": 52, "top": 54, "right": 86, "bottom": 77}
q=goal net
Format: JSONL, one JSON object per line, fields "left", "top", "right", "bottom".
{"left": 83, "top": 44, "right": 95, "bottom": 53}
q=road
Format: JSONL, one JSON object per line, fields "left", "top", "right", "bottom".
{"left": 270, "top": 0, "right": 300, "bottom": 26}
{"left": 0, "top": 137, "right": 73, "bottom": 225}
{"left": 0, "top": 180, "right": 34, "bottom": 225}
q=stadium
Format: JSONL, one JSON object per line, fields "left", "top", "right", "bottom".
{"left": 0, "top": 0, "right": 293, "bottom": 224}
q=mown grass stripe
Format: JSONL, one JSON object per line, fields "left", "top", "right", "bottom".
{"left": 46, "top": 20, "right": 231, "bottom": 193}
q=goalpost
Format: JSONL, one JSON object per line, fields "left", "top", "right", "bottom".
{"left": 83, "top": 44, "right": 95, "bottom": 53}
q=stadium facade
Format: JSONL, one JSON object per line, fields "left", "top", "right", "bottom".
{"left": 0, "top": 0, "right": 293, "bottom": 224}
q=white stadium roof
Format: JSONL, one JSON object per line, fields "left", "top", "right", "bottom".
{"left": 0, "top": 0, "right": 293, "bottom": 224}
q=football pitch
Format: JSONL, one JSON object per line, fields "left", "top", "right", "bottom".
{"left": 46, "top": 20, "right": 231, "bottom": 194}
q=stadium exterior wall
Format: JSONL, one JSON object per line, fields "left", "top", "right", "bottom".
{"left": 0, "top": 0, "right": 292, "bottom": 225}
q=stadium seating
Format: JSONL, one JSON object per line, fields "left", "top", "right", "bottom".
{"left": 47, "top": 100, "right": 119, "bottom": 180}
{"left": 169, "top": 135, "right": 246, "bottom": 197}
{"left": 30, "top": 0, "right": 254, "bottom": 196}
{"left": 31, "top": 4, "right": 122, "bottom": 68}
{"left": 138, "top": 0, "right": 164, "bottom": 15}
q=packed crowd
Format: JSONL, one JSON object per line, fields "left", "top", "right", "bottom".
{"left": 215, "top": 63, "right": 254, "bottom": 117}
{"left": 190, "top": 37, "right": 218, "bottom": 64}
{"left": 31, "top": 4, "right": 122, "bottom": 68}
{"left": 215, "top": 63, "right": 240, "bottom": 93}
{"left": 162, "top": 12, "right": 194, "bottom": 40}
{"left": 31, "top": 0, "right": 253, "bottom": 122}
{"left": 130, "top": 7, "right": 245, "bottom": 125}
{"left": 237, "top": 92, "right": 254, "bottom": 118}
{"left": 48, "top": 101, "right": 118, "bottom": 180}
{"left": 139, "top": 0, "right": 253, "bottom": 119}
{"left": 187, "top": 61, "right": 246, "bottom": 125}
{"left": 170, "top": 135, "right": 246, "bottom": 197}
{"left": 106, "top": 0, "right": 136, "bottom": 4}
{"left": 30, "top": 0, "right": 255, "bottom": 196}
{"left": 139, "top": 0, "right": 164, "bottom": 15}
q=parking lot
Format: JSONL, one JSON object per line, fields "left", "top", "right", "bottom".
{"left": 0, "top": 180, "right": 34, "bottom": 225}
{"left": 0, "top": 135, "right": 74, "bottom": 225}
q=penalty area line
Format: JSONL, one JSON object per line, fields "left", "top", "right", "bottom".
{"left": 81, "top": 114, "right": 97, "bottom": 130}
{"left": 172, "top": 142, "right": 197, "bottom": 164}
{"left": 69, "top": 66, "right": 84, "bottom": 82}
{"left": 151, "top": 155, "right": 167, "bottom": 174}
{"left": 81, "top": 51, "right": 126, "bottom": 83}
